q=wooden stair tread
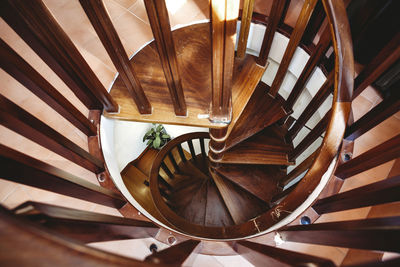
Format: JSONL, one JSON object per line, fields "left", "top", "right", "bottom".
{"left": 225, "top": 82, "right": 287, "bottom": 150}
{"left": 121, "top": 164, "right": 168, "bottom": 224}
{"left": 205, "top": 179, "right": 235, "bottom": 227}
{"left": 215, "top": 164, "right": 284, "bottom": 203}
{"left": 220, "top": 125, "right": 295, "bottom": 165}
{"left": 210, "top": 169, "right": 269, "bottom": 224}
{"left": 169, "top": 179, "right": 204, "bottom": 213}
{"left": 182, "top": 180, "right": 208, "bottom": 225}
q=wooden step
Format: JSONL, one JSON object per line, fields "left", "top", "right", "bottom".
{"left": 225, "top": 82, "right": 287, "bottom": 151}
{"left": 215, "top": 164, "right": 285, "bottom": 203}
{"left": 226, "top": 55, "right": 267, "bottom": 136}
{"left": 121, "top": 164, "right": 169, "bottom": 224}
{"left": 205, "top": 179, "right": 235, "bottom": 227}
{"left": 220, "top": 125, "right": 295, "bottom": 165}
{"left": 169, "top": 179, "right": 204, "bottom": 214}
{"left": 182, "top": 180, "right": 208, "bottom": 225}
{"left": 210, "top": 169, "right": 269, "bottom": 224}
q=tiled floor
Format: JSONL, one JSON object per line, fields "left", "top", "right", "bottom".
{"left": 0, "top": 0, "right": 399, "bottom": 266}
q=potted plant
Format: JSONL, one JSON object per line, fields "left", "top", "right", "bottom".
{"left": 143, "top": 124, "right": 171, "bottom": 150}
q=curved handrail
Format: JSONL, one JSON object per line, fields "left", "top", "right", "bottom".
{"left": 148, "top": 0, "right": 353, "bottom": 239}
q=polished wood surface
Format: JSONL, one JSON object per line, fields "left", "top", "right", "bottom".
{"left": 237, "top": 0, "right": 255, "bottom": 58}
{"left": 0, "top": 40, "right": 96, "bottom": 136}
{"left": 80, "top": 0, "right": 151, "bottom": 114}
{"left": 313, "top": 175, "right": 400, "bottom": 214}
{"left": 269, "top": 0, "right": 318, "bottom": 97}
{"left": 145, "top": 240, "right": 200, "bottom": 265}
{"left": 210, "top": 0, "right": 239, "bottom": 122}
{"left": 256, "top": 0, "right": 290, "bottom": 66}
{"left": 224, "top": 82, "right": 287, "bottom": 150}
{"left": 279, "top": 216, "right": 400, "bottom": 252}
{"left": 335, "top": 134, "right": 400, "bottom": 179}
{"left": 216, "top": 164, "right": 284, "bottom": 203}
{"left": 345, "top": 89, "right": 400, "bottom": 141}
{"left": 301, "top": 0, "right": 326, "bottom": 46}
{"left": 181, "top": 180, "right": 208, "bottom": 225}
{"left": 144, "top": 0, "right": 186, "bottom": 116}
{"left": 205, "top": 179, "right": 234, "bottom": 227}
{"left": 237, "top": 240, "right": 335, "bottom": 267}
{"left": 0, "top": 95, "right": 104, "bottom": 174}
{"left": 105, "top": 23, "right": 219, "bottom": 128}
{"left": 0, "top": 0, "right": 117, "bottom": 112}
{"left": 353, "top": 33, "right": 400, "bottom": 99}
{"left": 0, "top": 144, "right": 126, "bottom": 209}
{"left": 13, "top": 201, "right": 157, "bottom": 243}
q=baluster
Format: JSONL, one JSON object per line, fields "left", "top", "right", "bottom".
{"left": 336, "top": 134, "right": 400, "bottom": 179}
{"left": 313, "top": 175, "right": 400, "bottom": 214}
{"left": 290, "top": 110, "right": 332, "bottom": 161}
{"left": 269, "top": 0, "right": 319, "bottom": 97}
{"left": 284, "top": 27, "right": 331, "bottom": 112}
{"left": 345, "top": 90, "right": 400, "bottom": 141}
{"left": 160, "top": 162, "right": 174, "bottom": 179}
{"left": 301, "top": 0, "right": 326, "bottom": 47}
{"left": 0, "top": 95, "right": 104, "bottom": 174}
{"left": 0, "top": 145, "right": 125, "bottom": 208}
{"left": 210, "top": 0, "right": 239, "bottom": 122}
{"left": 13, "top": 201, "right": 158, "bottom": 243}
{"left": 79, "top": 0, "right": 151, "bottom": 114}
{"left": 279, "top": 149, "right": 319, "bottom": 188}
{"left": 353, "top": 33, "right": 400, "bottom": 99}
{"left": 187, "top": 140, "right": 197, "bottom": 163}
{"left": 271, "top": 180, "right": 299, "bottom": 203}
{"left": 0, "top": 0, "right": 118, "bottom": 112}
{"left": 236, "top": 0, "right": 255, "bottom": 58}
{"left": 279, "top": 217, "right": 400, "bottom": 252}
{"left": 157, "top": 175, "right": 172, "bottom": 192}
{"left": 176, "top": 144, "right": 187, "bottom": 162}
{"left": 0, "top": 40, "right": 96, "bottom": 137}
{"left": 199, "top": 138, "right": 207, "bottom": 158}
{"left": 256, "top": 0, "right": 290, "bottom": 66}
{"left": 145, "top": 240, "right": 200, "bottom": 265}
{"left": 167, "top": 151, "right": 180, "bottom": 173}
{"left": 286, "top": 71, "right": 334, "bottom": 142}
{"left": 237, "top": 241, "right": 335, "bottom": 267}
{"left": 144, "top": 0, "right": 186, "bottom": 116}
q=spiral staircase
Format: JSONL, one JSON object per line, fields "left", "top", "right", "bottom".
{"left": 1, "top": 0, "right": 399, "bottom": 266}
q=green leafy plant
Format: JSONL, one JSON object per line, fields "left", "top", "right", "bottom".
{"left": 143, "top": 124, "right": 171, "bottom": 149}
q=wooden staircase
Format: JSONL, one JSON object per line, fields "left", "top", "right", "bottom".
{"left": 1, "top": 0, "right": 400, "bottom": 266}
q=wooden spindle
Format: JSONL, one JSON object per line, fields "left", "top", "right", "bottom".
{"left": 145, "top": 240, "right": 200, "bottom": 265}
{"left": 301, "top": 0, "right": 326, "bottom": 46}
{"left": 353, "top": 33, "right": 400, "bottom": 99}
{"left": 345, "top": 90, "right": 400, "bottom": 141}
{"left": 237, "top": 0, "right": 255, "bottom": 58}
{"left": 144, "top": 0, "right": 186, "bottom": 116}
{"left": 269, "top": 0, "right": 319, "bottom": 97}
{"left": 79, "top": 0, "right": 151, "bottom": 114}
{"left": 0, "top": 145, "right": 126, "bottom": 208}
{"left": 0, "top": 0, "right": 118, "bottom": 112}
{"left": 176, "top": 144, "right": 187, "bottom": 162}
{"left": 313, "top": 175, "right": 400, "bottom": 214}
{"left": 237, "top": 241, "right": 335, "bottom": 267}
{"left": 160, "top": 162, "right": 173, "bottom": 179}
{"left": 157, "top": 175, "right": 172, "bottom": 191}
{"left": 279, "top": 149, "right": 319, "bottom": 188}
{"left": 210, "top": 0, "right": 239, "bottom": 122}
{"left": 279, "top": 217, "right": 400, "bottom": 252}
{"left": 199, "top": 138, "right": 207, "bottom": 158}
{"left": 290, "top": 110, "right": 332, "bottom": 161}
{"left": 0, "top": 39, "right": 96, "bottom": 137}
{"left": 286, "top": 71, "right": 334, "bottom": 141}
{"left": 0, "top": 95, "right": 104, "bottom": 174}
{"left": 271, "top": 180, "right": 299, "bottom": 203}
{"left": 336, "top": 134, "right": 400, "bottom": 179}
{"left": 284, "top": 27, "right": 331, "bottom": 112}
{"left": 167, "top": 152, "right": 180, "bottom": 173}
{"left": 256, "top": 0, "right": 289, "bottom": 66}
{"left": 187, "top": 140, "right": 197, "bottom": 162}
{"left": 13, "top": 201, "right": 158, "bottom": 243}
